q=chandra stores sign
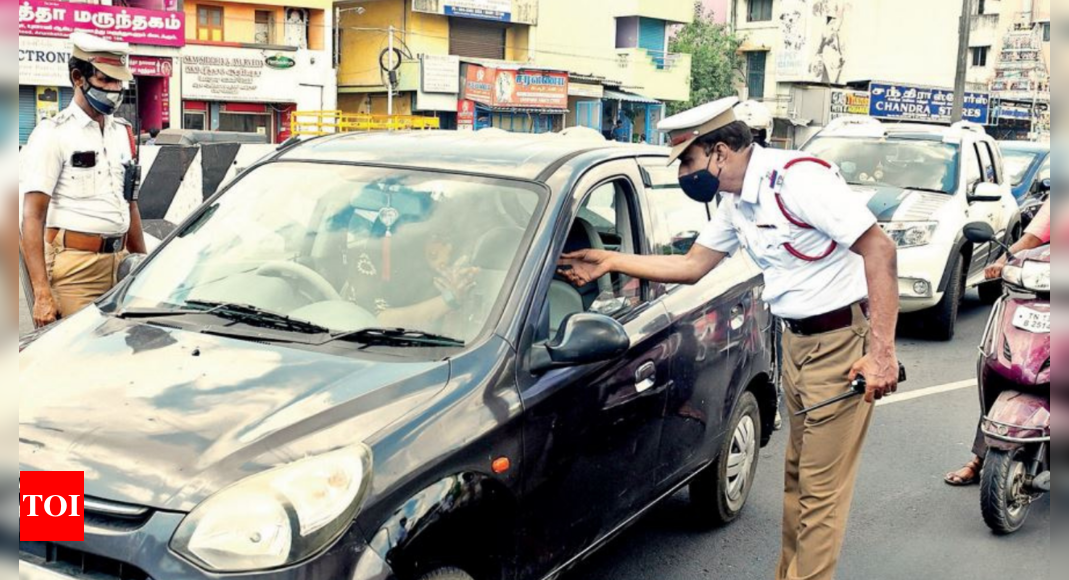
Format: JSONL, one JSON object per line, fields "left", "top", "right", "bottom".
{"left": 461, "top": 64, "right": 568, "bottom": 110}
{"left": 18, "top": 0, "right": 186, "bottom": 47}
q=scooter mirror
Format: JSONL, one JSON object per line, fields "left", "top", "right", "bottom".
{"left": 963, "top": 223, "right": 996, "bottom": 244}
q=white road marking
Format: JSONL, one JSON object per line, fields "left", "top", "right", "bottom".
{"left": 876, "top": 380, "right": 977, "bottom": 407}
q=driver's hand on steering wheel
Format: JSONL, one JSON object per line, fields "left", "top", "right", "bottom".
{"left": 434, "top": 266, "right": 480, "bottom": 301}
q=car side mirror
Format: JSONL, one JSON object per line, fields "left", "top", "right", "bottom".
{"left": 1037, "top": 178, "right": 1051, "bottom": 193}
{"left": 117, "top": 253, "right": 147, "bottom": 283}
{"left": 968, "top": 182, "right": 1002, "bottom": 203}
{"left": 963, "top": 222, "right": 996, "bottom": 244}
{"left": 530, "top": 313, "right": 630, "bottom": 374}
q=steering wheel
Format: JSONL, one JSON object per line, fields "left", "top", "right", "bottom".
{"left": 256, "top": 261, "right": 343, "bottom": 303}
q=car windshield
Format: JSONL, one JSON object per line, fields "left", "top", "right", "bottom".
{"left": 1001, "top": 150, "right": 1045, "bottom": 187}
{"left": 120, "top": 162, "right": 544, "bottom": 344}
{"left": 806, "top": 137, "right": 959, "bottom": 193}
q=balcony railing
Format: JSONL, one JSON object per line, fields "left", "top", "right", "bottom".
{"left": 619, "top": 48, "right": 686, "bottom": 71}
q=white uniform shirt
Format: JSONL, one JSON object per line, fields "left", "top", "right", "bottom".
{"left": 697, "top": 146, "right": 877, "bottom": 320}
{"left": 19, "top": 104, "right": 133, "bottom": 236}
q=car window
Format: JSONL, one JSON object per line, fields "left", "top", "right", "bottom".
{"left": 1001, "top": 149, "right": 1044, "bottom": 187}
{"left": 541, "top": 177, "right": 646, "bottom": 340}
{"left": 982, "top": 142, "right": 1002, "bottom": 184}
{"left": 965, "top": 145, "right": 984, "bottom": 189}
{"left": 640, "top": 159, "right": 713, "bottom": 257}
{"left": 805, "top": 137, "right": 959, "bottom": 193}
{"left": 976, "top": 142, "right": 997, "bottom": 184}
{"left": 121, "top": 162, "right": 546, "bottom": 344}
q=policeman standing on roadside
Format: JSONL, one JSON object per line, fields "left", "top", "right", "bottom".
{"left": 560, "top": 97, "right": 901, "bottom": 580}
{"left": 21, "top": 33, "right": 147, "bottom": 328}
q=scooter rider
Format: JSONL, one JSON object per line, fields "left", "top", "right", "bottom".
{"left": 945, "top": 197, "right": 1051, "bottom": 487}
{"left": 560, "top": 97, "right": 900, "bottom": 580}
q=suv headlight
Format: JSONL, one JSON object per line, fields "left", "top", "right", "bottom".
{"left": 171, "top": 445, "right": 373, "bottom": 573}
{"left": 881, "top": 222, "right": 939, "bottom": 249}
{"left": 1003, "top": 260, "right": 1050, "bottom": 292}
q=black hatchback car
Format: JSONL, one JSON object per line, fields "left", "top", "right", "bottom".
{"left": 19, "top": 133, "right": 777, "bottom": 580}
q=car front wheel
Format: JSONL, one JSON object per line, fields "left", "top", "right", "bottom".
{"left": 690, "top": 391, "right": 762, "bottom": 527}
{"left": 927, "top": 254, "right": 964, "bottom": 341}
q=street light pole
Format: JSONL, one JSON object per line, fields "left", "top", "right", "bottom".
{"left": 388, "top": 25, "right": 395, "bottom": 117}
{"left": 951, "top": 0, "right": 972, "bottom": 123}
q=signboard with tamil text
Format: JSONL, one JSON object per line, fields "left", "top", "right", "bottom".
{"left": 412, "top": 0, "right": 538, "bottom": 25}
{"left": 830, "top": 89, "right": 870, "bottom": 120}
{"left": 869, "top": 83, "right": 991, "bottom": 125}
{"left": 20, "top": 36, "right": 173, "bottom": 86}
{"left": 182, "top": 46, "right": 301, "bottom": 104}
{"left": 18, "top": 0, "right": 186, "bottom": 48}
{"left": 421, "top": 54, "right": 461, "bottom": 94}
{"left": 462, "top": 64, "right": 568, "bottom": 110}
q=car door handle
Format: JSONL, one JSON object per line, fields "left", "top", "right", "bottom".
{"left": 635, "top": 362, "right": 657, "bottom": 393}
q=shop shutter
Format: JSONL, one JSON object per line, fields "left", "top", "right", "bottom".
{"left": 449, "top": 18, "right": 507, "bottom": 60}
{"left": 19, "top": 86, "right": 36, "bottom": 146}
{"left": 639, "top": 18, "right": 667, "bottom": 68}
{"left": 60, "top": 87, "right": 74, "bottom": 109}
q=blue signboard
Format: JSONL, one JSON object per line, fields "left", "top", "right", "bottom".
{"left": 869, "top": 83, "right": 991, "bottom": 125}
{"left": 444, "top": 5, "right": 511, "bottom": 22}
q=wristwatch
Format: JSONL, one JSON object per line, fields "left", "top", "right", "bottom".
{"left": 440, "top": 287, "right": 460, "bottom": 310}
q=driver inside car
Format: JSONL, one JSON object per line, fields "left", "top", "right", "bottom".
{"left": 342, "top": 220, "right": 480, "bottom": 337}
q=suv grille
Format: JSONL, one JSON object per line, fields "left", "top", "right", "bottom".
{"left": 21, "top": 542, "right": 151, "bottom": 580}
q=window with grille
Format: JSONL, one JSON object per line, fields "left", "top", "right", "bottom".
{"left": 255, "top": 11, "right": 275, "bottom": 45}
{"left": 197, "top": 6, "right": 224, "bottom": 42}
{"left": 747, "top": 52, "right": 767, "bottom": 99}
{"left": 748, "top": 0, "right": 774, "bottom": 22}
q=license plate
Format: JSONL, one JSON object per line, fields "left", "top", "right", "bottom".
{"left": 1012, "top": 307, "right": 1050, "bottom": 334}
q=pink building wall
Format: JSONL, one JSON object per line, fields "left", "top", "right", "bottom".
{"left": 703, "top": 0, "right": 730, "bottom": 23}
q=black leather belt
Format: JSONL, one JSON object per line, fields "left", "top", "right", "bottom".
{"left": 784, "top": 301, "right": 870, "bottom": 336}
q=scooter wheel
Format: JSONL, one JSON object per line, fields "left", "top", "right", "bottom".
{"left": 980, "top": 448, "right": 1033, "bottom": 535}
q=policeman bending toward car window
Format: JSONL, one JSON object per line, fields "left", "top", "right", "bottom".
{"left": 560, "top": 97, "right": 901, "bottom": 580}
{"left": 21, "top": 33, "right": 147, "bottom": 328}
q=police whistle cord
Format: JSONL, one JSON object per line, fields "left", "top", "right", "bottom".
{"left": 795, "top": 362, "right": 908, "bottom": 416}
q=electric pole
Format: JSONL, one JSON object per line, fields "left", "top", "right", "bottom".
{"left": 951, "top": 0, "right": 973, "bottom": 122}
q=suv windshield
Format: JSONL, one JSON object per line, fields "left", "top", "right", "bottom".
{"left": 1001, "top": 150, "right": 1045, "bottom": 187}
{"left": 121, "top": 162, "right": 544, "bottom": 344}
{"left": 806, "top": 137, "right": 959, "bottom": 194}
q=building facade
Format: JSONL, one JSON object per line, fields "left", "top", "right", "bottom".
{"left": 727, "top": 0, "right": 1016, "bottom": 146}
{"left": 18, "top": 0, "right": 185, "bottom": 145}
{"left": 334, "top": 0, "right": 694, "bottom": 142}
{"left": 181, "top": 0, "right": 336, "bottom": 143}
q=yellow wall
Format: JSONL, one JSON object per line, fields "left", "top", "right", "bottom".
{"left": 337, "top": 92, "right": 415, "bottom": 116}
{"left": 186, "top": 1, "right": 326, "bottom": 49}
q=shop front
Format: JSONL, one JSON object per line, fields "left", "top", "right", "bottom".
{"left": 457, "top": 63, "right": 569, "bottom": 133}
{"left": 18, "top": 35, "right": 178, "bottom": 145}
{"left": 181, "top": 45, "right": 331, "bottom": 144}
{"left": 601, "top": 89, "right": 665, "bottom": 145}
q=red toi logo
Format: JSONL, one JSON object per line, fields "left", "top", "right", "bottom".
{"left": 20, "top": 472, "right": 85, "bottom": 542}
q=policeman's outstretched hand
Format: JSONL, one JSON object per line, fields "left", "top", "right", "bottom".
{"left": 850, "top": 349, "right": 899, "bottom": 404}
{"left": 32, "top": 291, "right": 59, "bottom": 328}
{"left": 558, "top": 250, "right": 616, "bottom": 288}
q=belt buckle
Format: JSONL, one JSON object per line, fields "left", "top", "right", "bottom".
{"left": 107, "top": 237, "right": 123, "bottom": 254}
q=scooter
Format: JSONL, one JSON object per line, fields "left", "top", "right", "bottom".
{"left": 964, "top": 223, "right": 1050, "bottom": 535}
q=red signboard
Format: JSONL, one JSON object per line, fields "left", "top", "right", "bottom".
{"left": 458, "top": 99, "right": 476, "bottom": 128}
{"left": 462, "top": 64, "right": 569, "bottom": 110}
{"left": 18, "top": 0, "right": 186, "bottom": 48}
{"left": 129, "top": 56, "right": 173, "bottom": 78}
{"left": 462, "top": 64, "right": 495, "bottom": 106}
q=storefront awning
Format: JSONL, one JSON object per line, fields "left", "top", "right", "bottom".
{"left": 603, "top": 90, "right": 661, "bottom": 105}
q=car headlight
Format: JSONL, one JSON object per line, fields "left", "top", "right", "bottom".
{"left": 1004, "top": 260, "right": 1050, "bottom": 292}
{"left": 171, "top": 445, "right": 373, "bottom": 573}
{"left": 881, "top": 222, "right": 938, "bottom": 249}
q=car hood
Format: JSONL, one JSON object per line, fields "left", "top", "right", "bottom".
{"left": 850, "top": 184, "right": 954, "bottom": 222}
{"left": 19, "top": 309, "right": 449, "bottom": 512}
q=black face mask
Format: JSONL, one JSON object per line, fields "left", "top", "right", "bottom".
{"left": 679, "top": 154, "right": 723, "bottom": 204}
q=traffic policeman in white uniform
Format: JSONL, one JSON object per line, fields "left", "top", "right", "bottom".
{"left": 21, "top": 33, "right": 147, "bottom": 327}
{"left": 560, "top": 97, "right": 901, "bottom": 580}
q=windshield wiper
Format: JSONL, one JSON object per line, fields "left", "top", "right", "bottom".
{"left": 183, "top": 300, "right": 331, "bottom": 335}
{"left": 326, "top": 328, "right": 465, "bottom": 348}
{"left": 907, "top": 187, "right": 951, "bottom": 195}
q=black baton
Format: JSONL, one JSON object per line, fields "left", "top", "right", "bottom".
{"left": 795, "top": 363, "right": 907, "bottom": 417}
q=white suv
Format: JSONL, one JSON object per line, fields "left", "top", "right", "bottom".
{"left": 804, "top": 118, "right": 1021, "bottom": 340}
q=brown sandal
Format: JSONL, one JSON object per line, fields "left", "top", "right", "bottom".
{"left": 945, "top": 458, "right": 983, "bottom": 486}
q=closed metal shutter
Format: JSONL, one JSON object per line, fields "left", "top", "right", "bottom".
{"left": 19, "top": 86, "right": 36, "bottom": 146}
{"left": 19, "top": 87, "right": 75, "bottom": 146}
{"left": 449, "top": 18, "right": 506, "bottom": 60}
{"left": 639, "top": 18, "right": 667, "bottom": 67}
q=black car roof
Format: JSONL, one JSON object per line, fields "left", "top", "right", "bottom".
{"left": 278, "top": 131, "right": 665, "bottom": 181}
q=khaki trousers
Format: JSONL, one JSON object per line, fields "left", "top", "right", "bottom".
{"left": 777, "top": 304, "right": 874, "bottom": 580}
{"left": 45, "top": 231, "right": 127, "bottom": 318}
